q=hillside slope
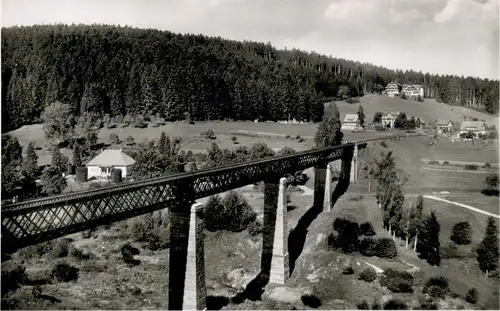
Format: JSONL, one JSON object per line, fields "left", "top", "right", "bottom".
{"left": 333, "top": 95, "right": 499, "bottom": 126}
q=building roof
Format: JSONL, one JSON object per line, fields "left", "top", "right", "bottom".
{"left": 86, "top": 149, "right": 136, "bottom": 167}
{"left": 382, "top": 111, "right": 400, "bottom": 117}
{"left": 436, "top": 119, "right": 451, "bottom": 126}
{"left": 343, "top": 114, "right": 359, "bottom": 122}
{"left": 460, "top": 121, "right": 486, "bottom": 131}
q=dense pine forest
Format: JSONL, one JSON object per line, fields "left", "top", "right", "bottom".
{"left": 1, "top": 24, "right": 498, "bottom": 133}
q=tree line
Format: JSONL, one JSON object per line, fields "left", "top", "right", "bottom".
{"left": 2, "top": 24, "right": 499, "bottom": 133}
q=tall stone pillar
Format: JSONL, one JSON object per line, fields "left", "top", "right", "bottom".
{"left": 168, "top": 202, "right": 207, "bottom": 310}
{"left": 262, "top": 177, "right": 289, "bottom": 285}
{"left": 313, "top": 163, "right": 327, "bottom": 209}
{"left": 350, "top": 144, "right": 358, "bottom": 183}
{"left": 324, "top": 163, "right": 333, "bottom": 212}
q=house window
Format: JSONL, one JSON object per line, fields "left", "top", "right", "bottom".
{"left": 100, "top": 167, "right": 111, "bottom": 174}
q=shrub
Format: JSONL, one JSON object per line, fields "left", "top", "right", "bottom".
{"left": 423, "top": 276, "right": 449, "bottom": 296}
{"left": 285, "top": 134, "right": 291, "bottom": 139}
{"left": 443, "top": 161, "right": 450, "bottom": 165}
{"left": 450, "top": 221, "right": 472, "bottom": 245}
{"left": 464, "top": 164, "right": 478, "bottom": 170}
{"left": 358, "top": 267, "right": 377, "bottom": 282}
{"left": 465, "top": 287, "right": 479, "bottom": 304}
{"left": 1, "top": 264, "right": 26, "bottom": 296}
{"left": 375, "top": 238, "right": 397, "bottom": 258}
{"left": 484, "top": 162, "right": 491, "bottom": 168}
{"left": 202, "top": 129, "right": 217, "bottom": 140}
{"left": 248, "top": 219, "right": 263, "bottom": 236}
{"left": 295, "top": 134, "right": 301, "bottom": 140}
{"left": 16, "top": 241, "right": 54, "bottom": 259}
{"left": 357, "top": 300, "right": 370, "bottom": 310}
{"left": 298, "top": 137, "right": 306, "bottom": 143}
{"left": 342, "top": 265, "right": 354, "bottom": 275}
{"left": 51, "top": 262, "right": 79, "bottom": 282}
{"left": 428, "top": 285, "right": 446, "bottom": 299}
{"left": 69, "top": 245, "right": 91, "bottom": 261}
{"left": 372, "top": 298, "right": 381, "bottom": 310}
{"left": 231, "top": 135, "right": 238, "bottom": 144}
{"left": 332, "top": 218, "right": 359, "bottom": 253}
{"left": 109, "top": 133, "right": 121, "bottom": 144}
{"left": 380, "top": 269, "right": 414, "bottom": 293}
{"left": 359, "top": 222, "right": 376, "bottom": 236}
{"left": 359, "top": 237, "right": 377, "bottom": 256}
{"left": 121, "top": 243, "right": 140, "bottom": 265}
{"left": 49, "top": 238, "right": 72, "bottom": 259}
{"left": 204, "top": 191, "right": 257, "bottom": 232}
{"left": 383, "top": 299, "right": 408, "bottom": 310}
{"left": 418, "top": 301, "right": 439, "bottom": 310}
{"left": 133, "top": 121, "right": 147, "bottom": 128}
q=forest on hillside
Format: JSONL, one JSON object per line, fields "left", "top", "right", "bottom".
{"left": 1, "top": 24, "right": 498, "bottom": 132}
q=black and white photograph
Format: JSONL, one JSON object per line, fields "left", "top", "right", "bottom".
{"left": 1, "top": 0, "right": 499, "bottom": 310}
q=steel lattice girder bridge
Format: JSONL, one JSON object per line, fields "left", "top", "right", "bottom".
{"left": 1, "top": 135, "right": 408, "bottom": 254}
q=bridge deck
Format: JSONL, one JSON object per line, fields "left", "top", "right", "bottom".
{"left": 1, "top": 136, "right": 407, "bottom": 252}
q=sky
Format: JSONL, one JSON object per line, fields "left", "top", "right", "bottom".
{"left": 2, "top": 0, "right": 499, "bottom": 79}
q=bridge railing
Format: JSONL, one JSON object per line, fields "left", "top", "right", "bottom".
{"left": 1, "top": 134, "right": 412, "bottom": 252}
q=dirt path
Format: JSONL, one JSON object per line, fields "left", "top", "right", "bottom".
{"left": 423, "top": 195, "right": 500, "bottom": 219}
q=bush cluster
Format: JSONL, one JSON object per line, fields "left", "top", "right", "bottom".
{"left": 1, "top": 264, "right": 26, "bottom": 296}
{"left": 328, "top": 218, "right": 360, "bottom": 253}
{"left": 380, "top": 268, "right": 414, "bottom": 293}
{"left": 422, "top": 276, "right": 449, "bottom": 299}
{"left": 359, "top": 237, "right": 397, "bottom": 258}
{"left": 358, "top": 267, "right": 377, "bottom": 282}
{"left": 464, "top": 164, "right": 479, "bottom": 170}
{"left": 121, "top": 243, "right": 141, "bottom": 265}
{"left": 359, "top": 222, "right": 376, "bottom": 236}
{"left": 383, "top": 299, "right": 408, "bottom": 310}
{"left": 51, "top": 261, "right": 79, "bottom": 282}
{"left": 450, "top": 221, "right": 472, "bottom": 245}
{"left": 465, "top": 287, "right": 479, "bottom": 304}
{"left": 128, "top": 212, "right": 170, "bottom": 250}
{"left": 204, "top": 191, "right": 257, "bottom": 232}
{"left": 440, "top": 241, "right": 469, "bottom": 259}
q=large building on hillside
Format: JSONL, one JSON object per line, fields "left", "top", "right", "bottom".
{"left": 86, "top": 149, "right": 136, "bottom": 179}
{"left": 401, "top": 84, "right": 424, "bottom": 98}
{"left": 459, "top": 121, "right": 487, "bottom": 138}
{"left": 341, "top": 114, "right": 362, "bottom": 131}
{"left": 381, "top": 111, "right": 400, "bottom": 129}
{"left": 385, "top": 82, "right": 400, "bottom": 97}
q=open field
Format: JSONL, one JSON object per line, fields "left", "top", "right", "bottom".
{"left": 439, "top": 194, "right": 500, "bottom": 216}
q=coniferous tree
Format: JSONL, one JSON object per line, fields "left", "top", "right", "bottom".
{"left": 41, "top": 166, "right": 67, "bottom": 195}
{"left": 357, "top": 105, "right": 365, "bottom": 128}
{"left": 22, "top": 142, "right": 39, "bottom": 179}
{"left": 72, "top": 142, "right": 82, "bottom": 168}
{"left": 416, "top": 211, "right": 441, "bottom": 266}
{"left": 409, "top": 195, "right": 424, "bottom": 251}
{"left": 476, "top": 217, "right": 499, "bottom": 276}
{"left": 314, "top": 103, "right": 343, "bottom": 148}
{"left": 51, "top": 145, "right": 67, "bottom": 174}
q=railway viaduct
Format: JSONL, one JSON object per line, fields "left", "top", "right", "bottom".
{"left": 1, "top": 135, "right": 408, "bottom": 310}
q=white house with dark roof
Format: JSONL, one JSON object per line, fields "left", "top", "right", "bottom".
{"left": 459, "top": 121, "right": 487, "bottom": 137}
{"left": 436, "top": 119, "right": 453, "bottom": 133}
{"left": 86, "top": 149, "right": 136, "bottom": 179}
{"left": 341, "top": 114, "right": 362, "bottom": 131}
{"left": 381, "top": 111, "right": 400, "bottom": 129}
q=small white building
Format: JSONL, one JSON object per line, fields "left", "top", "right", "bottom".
{"left": 459, "top": 121, "right": 487, "bottom": 138}
{"left": 341, "top": 114, "right": 362, "bottom": 131}
{"left": 86, "top": 149, "right": 136, "bottom": 179}
{"left": 385, "top": 82, "right": 400, "bottom": 97}
{"left": 381, "top": 111, "right": 400, "bottom": 129}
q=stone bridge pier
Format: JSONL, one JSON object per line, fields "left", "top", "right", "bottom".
{"left": 167, "top": 144, "right": 359, "bottom": 310}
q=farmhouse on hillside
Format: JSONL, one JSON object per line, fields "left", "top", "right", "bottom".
{"left": 384, "top": 82, "right": 400, "bottom": 97}
{"left": 414, "top": 117, "right": 426, "bottom": 129}
{"left": 86, "top": 149, "right": 135, "bottom": 179}
{"left": 436, "top": 119, "right": 454, "bottom": 133}
{"left": 381, "top": 111, "right": 400, "bottom": 129}
{"left": 459, "top": 121, "right": 487, "bottom": 138}
{"left": 341, "top": 114, "right": 362, "bottom": 131}
{"left": 402, "top": 84, "right": 424, "bottom": 98}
